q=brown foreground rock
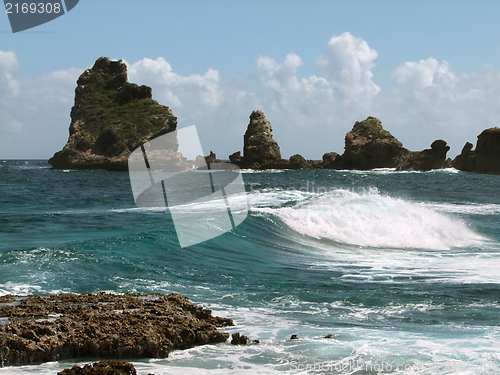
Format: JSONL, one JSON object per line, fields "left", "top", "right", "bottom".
{"left": 58, "top": 360, "right": 139, "bottom": 375}
{"left": 0, "top": 293, "right": 233, "bottom": 366}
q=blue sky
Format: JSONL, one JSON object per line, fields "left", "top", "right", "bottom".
{"left": 1, "top": 0, "right": 500, "bottom": 159}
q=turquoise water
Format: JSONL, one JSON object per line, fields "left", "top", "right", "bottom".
{"left": 1, "top": 160, "right": 500, "bottom": 374}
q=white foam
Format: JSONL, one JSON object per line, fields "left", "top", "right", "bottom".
{"left": 255, "top": 188, "right": 485, "bottom": 250}
{"left": 430, "top": 202, "right": 500, "bottom": 216}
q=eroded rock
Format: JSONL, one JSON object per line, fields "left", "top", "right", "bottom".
{"left": 243, "top": 110, "right": 282, "bottom": 167}
{"left": 49, "top": 57, "right": 177, "bottom": 171}
{"left": 0, "top": 293, "right": 233, "bottom": 366}
{"left": 58, "top": 360, "right": 138, "bottom": 375}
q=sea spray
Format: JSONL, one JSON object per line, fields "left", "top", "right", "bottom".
{"left": 254, "top": 187, "right": 484, "bottom": 250}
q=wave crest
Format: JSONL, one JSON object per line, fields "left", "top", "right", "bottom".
{"left": 255, "top": 188, "right": 484, "bottom": 250}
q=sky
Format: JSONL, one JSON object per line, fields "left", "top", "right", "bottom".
{"left": 1, "top": 0, "right": 500, "bottom": 160}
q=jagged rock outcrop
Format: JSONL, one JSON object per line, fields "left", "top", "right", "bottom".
{"left": 49, "top": 57, "right": 178, "bottom": 171}
{"left": 340, "top": 116, "right": 406, "bottom": 170}
{"left": 229, "top": 151, "right": 243, "bottom": 165}
{"left": 0, "top": 293, "right": 233, "bottom": 366}
{"left": 397, "top": 139, "right": 451, "bottom": 171}
{"left": 242, "top": 110, "right": 281, "bottom": 168}
{"left": 453, "top": 128, "right": 500, "bottom": 174}
{"left": 205, "top": 151, "right": 221, "bottom": 164}
{"left": 229, "top": 111, "right": 320, "bottom": 170}
{"left": 322, "top": 152, "right": 342, "bottom": 169}
{"left": 452, "top": 142, "right": 475, "bottom": 172}
{"left": 328, "top": 116, "right": 450, "bottom": 171}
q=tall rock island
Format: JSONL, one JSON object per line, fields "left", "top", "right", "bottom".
{"left": 242, "top": 110, "right": 282, "bottom": 168}
{"left": 49, "top": 57, "right": 177, "bottom": 171}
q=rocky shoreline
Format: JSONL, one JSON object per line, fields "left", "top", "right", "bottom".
{"left": 49, "top": 57, "right": 500, "bottom": 175}
{"left": 0, "top": 293, "right": 233, "bottom": 367}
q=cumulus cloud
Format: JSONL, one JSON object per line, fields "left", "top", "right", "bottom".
{"left": 0, "top": 50, "right": 20, "bottom": 97}
{"left": 0, "top": 50, "right": 80, "bottom": 158}
{"left": 128, "top": 57, "right": 221, "bottom": 110}
{"left": 318, "top": 32, "right": 380, "bottom": 103}
{"left": 378, "top": 58, "right": 500, "bottom": 153}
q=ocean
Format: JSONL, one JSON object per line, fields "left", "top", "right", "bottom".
{"left": 1, "top": 160, "right": 499, "bottom": 374}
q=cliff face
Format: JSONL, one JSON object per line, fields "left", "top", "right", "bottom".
{"left": 49, "top": 57, "right": 177, "bottom": 171}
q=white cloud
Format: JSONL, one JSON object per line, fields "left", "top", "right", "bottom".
{"left": 318, "top": 32, "right": 380, "bottom": 103}
{"left": 127, "top": 57, "right": 221, "bottom": 110}
{"left": 0, "top": 50, "right": 20, "bottom": 97}
{"left": 0, "top": 50, "right": 79, "bottom": 158}
{"left": 378, "top": 58, "right": 500, "bottom": 153}
{"left": 392, "top": 57, "right": 457, "bottom": 92}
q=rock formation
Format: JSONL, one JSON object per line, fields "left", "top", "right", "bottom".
{"left": 328, "top": 116, "right": 450, "bottom": 171}
{"left": 49, "top": 57, "right": 177, "bottom": 171}
{"left": 452, "top": 142, "right": 475, "bottom": 172}
{"left": 453, "top": 128, "right": 500, "bottom": 174}
{"left": 0, "top": 293, "right": 233, "bottom": 366}
{"left": 242, "top": 110, "right": 282, "bottom": 168}
{"left": 397, "top": 139, "right": 451, "bottom": 171}
{"left": 340, "top": 116, "right": 406, "bottom": 170}
{"left": 205, "top": 151, "right": 221, "bottom": 164}
{"left": 474, "top": 128, "right": 500, "bottom": 173}
{"left": 322, "top": 152, "right": 342, "bottom": 169}
{"left": 229, "top": 110, "right": 320, "bottom": 170}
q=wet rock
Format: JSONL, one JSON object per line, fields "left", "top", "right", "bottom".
{"left": 0, "top": 293, "right": 233, "bottom": 366}
{"left": 324, "top": 334, "right": 336, "bottom": 339}
{"left": 230, "top": 332, "right": 259, "bottom": 345}
{"left": 58, "top": 360, "right": 138, "bottom": 375}
{"left": 231, "top": 332, "right": 249, "bottom": 345}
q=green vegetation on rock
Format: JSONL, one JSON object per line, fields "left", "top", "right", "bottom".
{"left": 49, "top": 57, "right": 178, "bottom": 171}
{"left": 352, "top": 116, "right": 395, "bottom": 140}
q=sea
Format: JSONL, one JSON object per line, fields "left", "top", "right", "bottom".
{"left": 1, "top": 159, "right": 500, "bottom": 375}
